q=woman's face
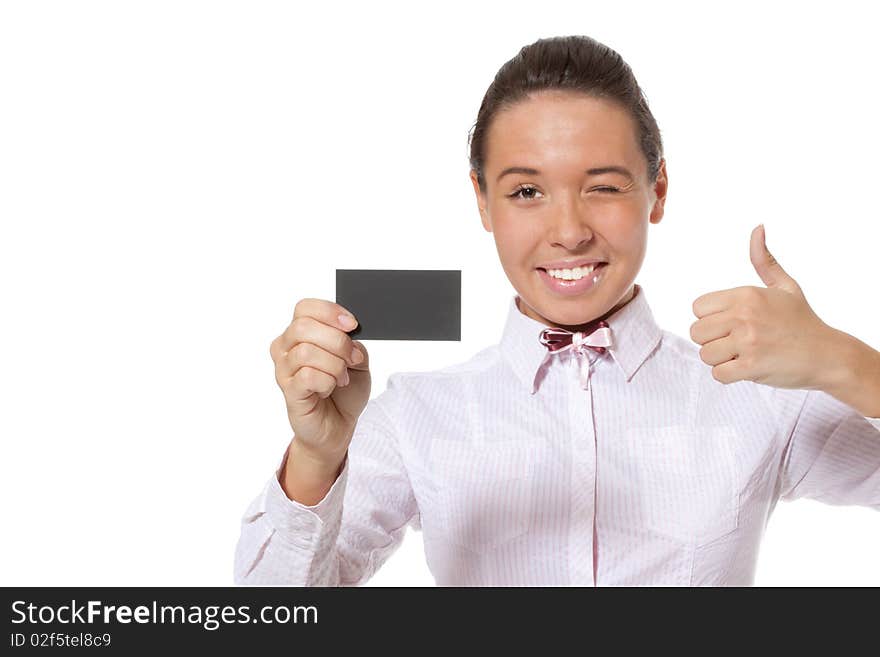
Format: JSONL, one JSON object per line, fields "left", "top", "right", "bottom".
{"left": 470, "top": 90, "right": 668, "bottom": 332}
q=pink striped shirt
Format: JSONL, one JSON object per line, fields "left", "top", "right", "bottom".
{"left": 234, "top": 284, "right": 880, "bottom": 586}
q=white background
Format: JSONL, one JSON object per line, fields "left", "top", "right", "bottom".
{"left": 1, "top": 0, "right": 878, "bottom": 586}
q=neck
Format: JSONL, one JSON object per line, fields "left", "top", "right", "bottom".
{"left": 520, "top": 284, "right": 638, "bottom": 332}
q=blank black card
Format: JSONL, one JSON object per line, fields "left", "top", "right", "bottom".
{"left": 335, "top": 269, "right": 461, "bottom": 341}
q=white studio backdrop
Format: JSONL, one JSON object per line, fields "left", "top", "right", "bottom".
{"left": 1, "top": 0, "right": 878, "bottom": 586}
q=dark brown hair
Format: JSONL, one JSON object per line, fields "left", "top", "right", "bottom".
{"left": 467, "top": 35, "right": 664, "bottom": 194}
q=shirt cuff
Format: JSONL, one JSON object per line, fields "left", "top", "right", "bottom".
{"left": 865, "top": 415, "right": 880, "bottom": 431}
{"left": 263, "top": 446, "right": 349, "bottom": 540}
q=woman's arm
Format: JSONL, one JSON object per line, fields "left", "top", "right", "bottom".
{"left": 777, "top": 386, "right": 880, "bottom": 507}
{"left": 814, "top": 328, "right": 880, "bottom": 419}
{"left": 233, "top": 380, "right": 419, "bottom": 586}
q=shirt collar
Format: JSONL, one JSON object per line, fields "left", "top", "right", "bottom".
{"left": 499, "top": 283, "right": 663, "bottom": 394}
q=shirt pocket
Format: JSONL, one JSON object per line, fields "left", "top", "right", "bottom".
{"left": 429, "top": 438, "right": 535, "bottom": 553}
{"left": 624, "top": 425, "right": 740, "bottom": 546}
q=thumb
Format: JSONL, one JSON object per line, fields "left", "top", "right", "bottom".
{"left": 750, "top": 224, "right": 800, "bottom": 294}
{"left": 348, "top": 340, "right": 370, "bottom": 372}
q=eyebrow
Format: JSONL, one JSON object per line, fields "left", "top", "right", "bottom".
{"left": 496, "top": 165, "right": 634, "bottom": 183}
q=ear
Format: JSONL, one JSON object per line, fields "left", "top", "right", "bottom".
{"left": 649, "top": 158, "right": 668, "bottom": 226}
{"left": 470, "top": 170, "right": 492, "bottom": 233}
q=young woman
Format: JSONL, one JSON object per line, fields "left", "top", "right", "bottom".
{"left": 234, "top": 35, "right": 880, "bottom": 586}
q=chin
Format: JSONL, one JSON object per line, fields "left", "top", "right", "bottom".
{"left": 550, "top": 311, "right": 606, "bottom": 328}
{"left": 518, "top": 295, "right": 602, "bottom": 328}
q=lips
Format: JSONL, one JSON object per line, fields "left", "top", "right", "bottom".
{"left": 536, "top": 262, "right": 608, "bottom": 273}
{"left": 536, "top": 262, "right": 607, "bottom": 295}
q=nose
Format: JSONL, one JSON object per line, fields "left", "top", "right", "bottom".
{"left": 548, "top": 194, "right": 595, "bottom": 250}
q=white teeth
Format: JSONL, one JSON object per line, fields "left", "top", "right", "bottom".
{"left": 547, "top": 264, "right": 598, "bottom": 280}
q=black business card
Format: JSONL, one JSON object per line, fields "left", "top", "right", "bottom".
{"left": 335, "top": 269, "right": 461, "bottom": 340}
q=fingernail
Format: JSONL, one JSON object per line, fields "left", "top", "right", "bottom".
{"left": 338, "top": 314, "right": 356, "bottom": 329}
{"left": 343, "top": 370, "right": 350, "bottom": 386}
{"left": 351, "top": 347, "right": 364, "bottom": 364}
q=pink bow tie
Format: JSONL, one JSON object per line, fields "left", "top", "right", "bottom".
{"left": 535, "top": 321, "right": 613, "bottom": 391}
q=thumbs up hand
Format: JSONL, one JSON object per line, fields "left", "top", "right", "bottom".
{"left": 689, "top": 224, "right": 842, "bottom": 390}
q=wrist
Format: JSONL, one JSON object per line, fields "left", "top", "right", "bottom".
{"left": 279, "top": 439, "right": 348, "bottom": 506}
{"left": 815, "top": 326, "right": 860, "bottom": 394}
{"left": 289, "top": 436, "right": 348, "bottom": 480}
{"left": 816, "top": 327, "right": 880, "bottom": 417}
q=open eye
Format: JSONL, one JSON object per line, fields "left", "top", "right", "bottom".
{"left": 508, "top": 185, "right": 541, "bottom": 200}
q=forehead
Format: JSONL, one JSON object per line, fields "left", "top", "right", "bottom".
{"left": 485, "top": 91, "right": 642, "bottom": 176}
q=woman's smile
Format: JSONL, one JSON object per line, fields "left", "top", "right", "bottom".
{"left": 536, "top": 262, "right": 609, "bottom": 297}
